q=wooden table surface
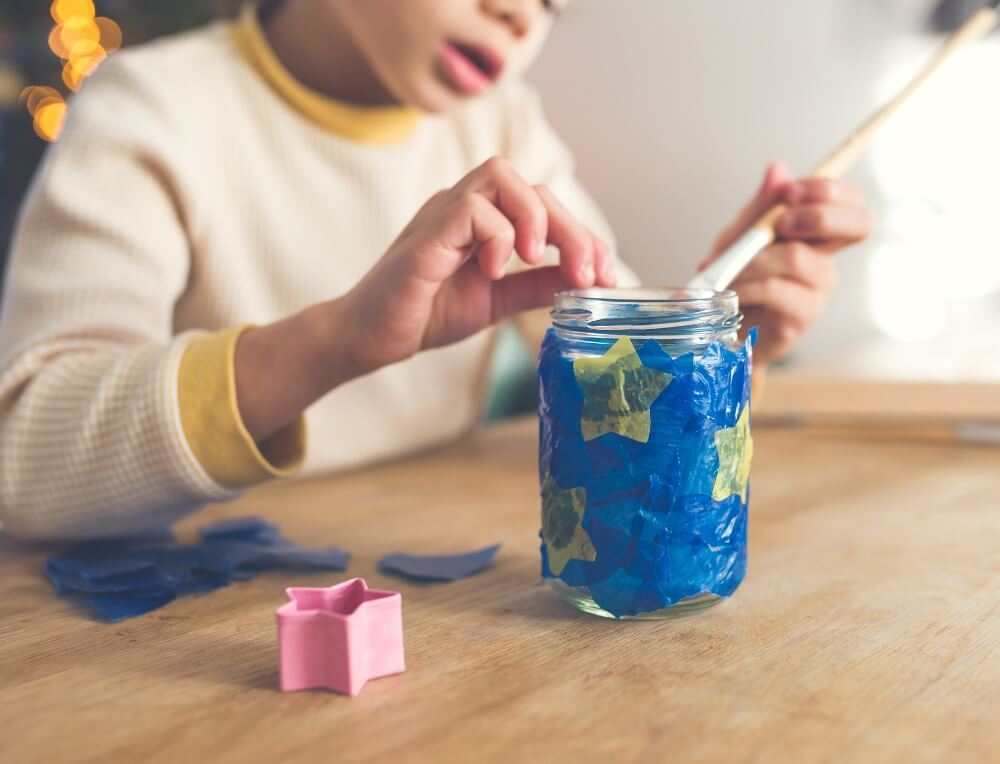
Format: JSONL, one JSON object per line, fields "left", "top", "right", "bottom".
{"left": 2, "top": 418, "right": 999, "bottom": 763}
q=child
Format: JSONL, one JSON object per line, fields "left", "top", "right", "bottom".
{"left": 0, "top": 0, "right": 873, "bottom": 539}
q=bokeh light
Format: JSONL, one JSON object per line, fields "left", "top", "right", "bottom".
{"left": 33, "top": 100, "right": 68, "bottom": 143}
{"left": 59, "top": 15, "right": 101, "bottom": 56}
{"left": 28, "top": 1, "right": 124, "bottom": 141}
{"left": 21, "top": 85, "right": 63, "bottom": 116}
{"left": 50, "top": 0, "right": 96, "bottom": 25}
{"left": 61, "top": 61, "right": 85, "bottom": 92}
{"left": 48, "top": 25, "right": 70, "bottom": 59}
{"left": 95, "top": 18, "right": 123, "bottom": 54}
{"left": 68, "top": 40, "right": 107, "bottom": 77}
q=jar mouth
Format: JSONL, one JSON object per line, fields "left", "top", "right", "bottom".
{"left": 555, "top": 287, "right": 737, "bottom": 305}
{"left": 551, "top": 287, "right": 742, "bottom": 350}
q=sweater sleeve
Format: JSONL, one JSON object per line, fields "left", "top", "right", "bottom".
{"left": 177, "top": 326, "right": 305, "bottom": 489}
{"left": 0, "top": 56, "right": 295, "bottom": 540}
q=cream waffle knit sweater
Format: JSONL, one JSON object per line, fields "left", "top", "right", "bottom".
{"left": 0, "top": 8, "right": 632, "bottom": 539}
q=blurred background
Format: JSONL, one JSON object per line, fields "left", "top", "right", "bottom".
{"left": 529, "top": 0, "right": 1000, "bottom": 423}
{"left": 0, "top": 0, "right": 239, "bottom": 276}
{"left": 3, "top": 0, "right": 999, "bottom": 424}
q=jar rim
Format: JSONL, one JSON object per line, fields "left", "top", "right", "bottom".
{"left": 550, "top": 287, "right": 742, "bottom": 351}
{"left": 554, "top": 287, "right": 738, "bottom": 307}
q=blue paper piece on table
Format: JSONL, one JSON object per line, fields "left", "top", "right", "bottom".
{"left": 45, "top": 561, "right": 179, "bottom": 595}
{"left": 45, "top": 517, "right": 351, "bottom": 621}
{"left": 199, "top": 539, "right": 351, "bottom": 574}
{"left": 46, "top": 554, "right": 158, "bottom": 581}
{"left": 377, "top": 544, "right": 501, "bottom": 582}
{"left": 199, "top": 517, "right": 283, "bottom": 544}
{"left": 270, "top": 545, "right": 351, "bottom": 570}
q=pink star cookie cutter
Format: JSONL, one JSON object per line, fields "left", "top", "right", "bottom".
{"left": 276, "top": 578, "right": 405, "bottom": 696}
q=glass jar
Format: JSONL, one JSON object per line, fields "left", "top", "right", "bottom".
{"left": 537, "top": 288, "right": 754, "bottom": 619}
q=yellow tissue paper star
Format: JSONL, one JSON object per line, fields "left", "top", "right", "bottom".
{"left": 572, "top": 337, "right": 673, "bottom": 443}
{"left": 541, "top": 475, "right": 596, "bottom": 576}
{"left": 712, "top": 404, "right": 754, "bottom": 502}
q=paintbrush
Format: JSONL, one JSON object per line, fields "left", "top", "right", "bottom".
{"left": 688, "top": 0, "right": 1000, "bottom": 293}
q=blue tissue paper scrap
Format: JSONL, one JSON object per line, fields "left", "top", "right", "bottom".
{"left": 377, "top": 544, "right": 501, "bottom": 582}
{"left": 45, "top": 518, "right": 350, "bottom": 621}
{"left": 538, "top": 329, "right": 755, "bottom": 618}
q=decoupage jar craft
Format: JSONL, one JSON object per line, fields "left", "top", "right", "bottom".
{"left": 538, "top": 289, "right": 754, "bottom": 618}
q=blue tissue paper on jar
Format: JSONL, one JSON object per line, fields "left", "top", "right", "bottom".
{"left": 538, "top": 288, "right": 755, "bottom": 619}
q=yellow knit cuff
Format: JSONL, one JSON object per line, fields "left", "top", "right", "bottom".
{"left": 178, "top": 325, "right": 306, "bottom": 489}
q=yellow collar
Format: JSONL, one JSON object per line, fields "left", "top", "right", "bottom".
{"left": 230, "top": 3, "right": 422, "bottom": 144}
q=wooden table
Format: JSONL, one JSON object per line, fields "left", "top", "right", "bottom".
{"left": 756, "top": 331, "right": 1000, "bottom": 425}
{"left": 2, "top": 419, "right": 999, "bottom": 763}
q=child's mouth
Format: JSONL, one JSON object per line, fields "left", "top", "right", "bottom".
{"left": 439, "top": 40, "right": 504, "bottom": 96}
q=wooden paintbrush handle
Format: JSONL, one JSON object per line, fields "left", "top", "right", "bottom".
{"left": 691, "top": 4, "right": 999, "bottom": 292}
{"left": 813, "top": 6, "right": 1000, "bottom": 180}
{"left": 750, "top": 204, "right": 787, "bottom": 238}
{"left": 748, "top": 8, "right": 999, "bottom": 240}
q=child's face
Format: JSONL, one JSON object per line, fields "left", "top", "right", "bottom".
{"left": 332, "top": 0, "right": 562, "bottom": 112}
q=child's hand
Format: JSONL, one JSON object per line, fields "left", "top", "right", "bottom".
{"left": 235, "top": 157, "right": 615, "bottom": 442}
{"left": 341, "top": 156, "right": 616, "bottom": 373}
{"left": 699, "top": 162, "right": 875, "bottom": 366}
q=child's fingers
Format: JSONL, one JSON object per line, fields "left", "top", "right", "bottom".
{"left": 533, "top": 184, "right": 597, "bottom": 289}
{"left": 777, "top": 204, "right": 875, "bottom": 244}
{"left": 784, "top": 178, "right": 865, "bottom": 207}
{"left": 455, "top": 157, "right": 548, "bottom": 265}
{"left": 489, "top": 266, "right": 569, "bottom": 322}
{"left": 437, "top": 191, "right": 516, "bottom": 281}
{"left": 591, "top": 233, "right": 617, "bottom": 287}
{"left": 455, "top": 157, "right": 600, "bottom": 288}
{"left": 732, "top": 243, "right": 838, "bottom": 293}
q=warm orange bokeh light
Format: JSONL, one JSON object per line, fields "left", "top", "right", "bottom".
{"left": 50, "top": 0, "right": 95, "bottom": 25}
{"left": 33, "top": 100, "right": 68, "bottom": 142}
{"left": 95, "top": 17, "right": 123, "bottom": 54}
{"left": 61, "top": 61, "right": 85, "bottom": 92}
{"left": 59, "top": 16, "right": 101, "bottom": 56}
{"left": 19, "top": 85, "right": 36, "bottom": 109}
{"left": 34, "top": 2, "right": 121, "bottom": 141}
{"left": 34, "top": 95, "right": 65, "bottom": 116}
{"left": 48, "top": 25, "right": 70, "bottom": 59}
{"left": 21, "top": 85, "right": 63, "bottom": 116}
{"left": 69, "top": 40, "right": 107, "bottom": 77}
